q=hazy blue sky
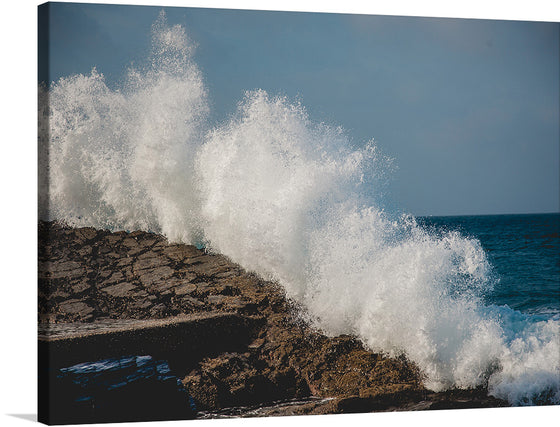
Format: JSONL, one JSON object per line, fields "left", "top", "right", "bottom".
{"left": 40, "top": 2, "right": 559, "bottom": 216}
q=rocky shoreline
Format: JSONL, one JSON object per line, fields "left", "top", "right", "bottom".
{"left": 38, "top": 220, "right": 508, "bottom": 423}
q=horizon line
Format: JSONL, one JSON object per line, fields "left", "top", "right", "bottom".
{"left": 417, "top": 211, "right": 560, "bottom": 218}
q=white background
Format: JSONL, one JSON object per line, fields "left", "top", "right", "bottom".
{"left": 1, "top": 1, "right": 559, "bottom": 426}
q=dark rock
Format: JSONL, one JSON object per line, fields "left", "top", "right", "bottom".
{"left": 183, "top": 352, "right": 308, "bottom": 410}
{"left": 38, "top": 220, "right": 510, "bottom": 420}
{"left": 70, "top": 280, "right": 90, "bottom": 294}
{"left": 49, "top": 260, "right": 85, "bottom": 279}
{"left": 101, "top": 282, "right": 138, "bottom": 298}
{"left": 138, "top": 266, "right": 174, "bottom": 286}
{"left": 58, "top": 300, "right": 95, "bottom": 320}
{"left": 174, "top": 283, "right": 197, "bottom": 295}
{"left": 164, "top": 245, "right": 202, "bottom": 262}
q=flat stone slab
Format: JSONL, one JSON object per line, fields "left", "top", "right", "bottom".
{"left": 39, "top": 312, "right": 263, "bottom": 372}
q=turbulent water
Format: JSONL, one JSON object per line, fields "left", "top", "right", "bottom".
{"left": 39, "top": 11, "right": 559, "bottom": 406}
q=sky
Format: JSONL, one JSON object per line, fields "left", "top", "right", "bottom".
{"left": 39, "top": 1, "right": 559, "bottom": 216}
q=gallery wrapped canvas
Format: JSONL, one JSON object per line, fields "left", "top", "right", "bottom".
{"left": 37, "top": 1, "right": 559, "bottom": 425}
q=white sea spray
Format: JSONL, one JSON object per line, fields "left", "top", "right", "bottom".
{"left": 43, "top": 11, "right": 208, "bottom": 243}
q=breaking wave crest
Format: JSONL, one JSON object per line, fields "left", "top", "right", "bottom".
{"left": 40, "top": 11, "right": 208, "bottom": 242}
{"left": 39, "top": 11, "right": 560, "bottom": 406}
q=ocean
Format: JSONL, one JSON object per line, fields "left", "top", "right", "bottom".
{"left": 419, "top": 213, "right": 559, "bottom": 319}
{"left": 39, "top": 11, "right": 559, "bottom": 407}
{"left": 50, "top": 355, "right": 196, "bottom": 423}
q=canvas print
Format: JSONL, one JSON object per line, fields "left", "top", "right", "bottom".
{"left": 37, "top": 2, "right": 559, "bottom": 425}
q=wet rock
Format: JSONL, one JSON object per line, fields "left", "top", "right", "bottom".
{"left": 137, "top": 266, "right": 174, "bottom": 286}
{"left": 103, "top": 234, "right": 124, "bottom": 246}
{"left": 121, "top": 237, "right": 138, "bottom": 248}
{"left": 73, "top": 227, "right": 98, "bottom": 244}
{"left": 49, "top": 290, "right": 71, "bottom": 301}
{"left": 101, "top": 282, "right": 138, "bottom": 298}
{"left": 133, "top": 254, "right": 169, "bottom": 273}
{"left": 206, "top": 295, "right": 228, "bottom": 306}
{"left": 149, "top": 303, "right": 174, "bottom": 317}
{"left": 193, "top": 282, "right": 213, "bottom": 294}
{"left": 104, "top": 271, "right": 125, "bottom": 285}
{"left": 59, "top": 300, "right": 95, "bottom": 319}
{"left": 164, "top": 245, "right": 202, "bottom": 262}
{"left": 38, "top": 220, "right": 509, "bottom": 417}
{"left": 116, "top": 257, "right": 134, "bottom": 267}
{"left": 70, "top": 280, "right": 90, "bottom": 294}
{"left": 174, "top": 283, "right": 197, "bottom": 296}
{"left": 49, "top": 260, "right": 85, "bottom": 279}
{"left": 178, "top": 296, "right": 206, "bottom": 309}
{"left": 128, "top": 299, "right": 154, "bottom": 311}
{"left": 183, "top": 352, "right": 308, "bottom": 410}
{"left": 77, "top": 246, "right": 93, "bottom": 257}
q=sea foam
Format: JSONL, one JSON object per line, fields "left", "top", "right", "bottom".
{"left": 39, "top": 11, "right": 559, "bottom": 406}
{"left": 41, "top": 12, "right": 208, "bottom": 243}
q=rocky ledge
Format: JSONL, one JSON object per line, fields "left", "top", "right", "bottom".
{"left": 38, "top": 220, "right": 508, "bottom": 420}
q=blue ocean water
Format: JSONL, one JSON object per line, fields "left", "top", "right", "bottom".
{"left": 52, "top": 355, "right": 196, "bottom": 423}
{"left": 418, "top": 213, "right": 560, "bottom": 320}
